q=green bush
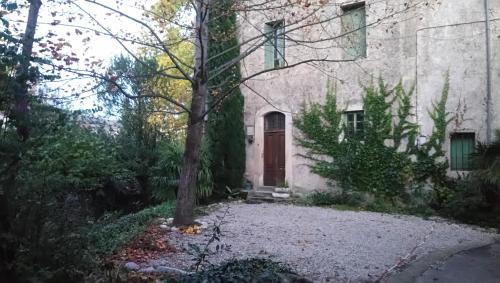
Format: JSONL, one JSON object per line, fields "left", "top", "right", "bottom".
{"left": 439, "top": 132, "right": 500, "bottom": 227}
{"left": 472, "top": 130, "right": 500, "bottom": 210}
{"left": 305, "top": 191, "right": 339, "bottom": 206}
{"left": 85, "top": 201, "right": 175, "bottom": 256}
{"left": 306, "top": 191, "right": 364, "bottom": 207}
{"left": 150, "top": 139, "right": 214, "bottom": 203}
{"left": 17, "top": 120, "right": 131, "bottom": 194}
{"left": 178, "top": 258, "right": 304, "bottom": 283}
{"left": 0, "top": 108, "right": 136, "bottom": 281}
{"left": 150, "top": 141, "right": 184, "bottom": 202}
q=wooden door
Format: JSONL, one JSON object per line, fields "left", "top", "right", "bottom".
{"left": 264, "top": 112, "right": 285, "bottom": 186}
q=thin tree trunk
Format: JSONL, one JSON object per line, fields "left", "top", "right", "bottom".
{"left": 14, "top": 0, "right": 42, "bottom": 141}
{"left": 173, "top": 0, "right": 210, "bottom": 226}
{"left": 0, "top": 1, "right": 42, "bottom": 279}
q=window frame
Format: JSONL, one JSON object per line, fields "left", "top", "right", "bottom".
{"left": 450, "top": 132, "right": 475, "bottom": 171}
{"left": 341, "top": 2, "right": 367, "bottom": 59}
{"left": 264, "top": 20, "right": 285, "bottom": 69}
{"left": 344, "top": 110, "right": 364, "bottom": 138}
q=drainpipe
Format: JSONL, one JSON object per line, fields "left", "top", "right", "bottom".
{"left": 484, "top": 0, "right": 492, "bottom": 143}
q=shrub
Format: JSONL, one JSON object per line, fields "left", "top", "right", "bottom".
{"left": 305, "top": 191, "right": 364, "bottom": 207}
{"left": 440, "top": 132, "right": 500, "bottom": 227}
{"left": 85, "top": 201, "right": 175, "bottom": 257}
{"left": 1, "top": 108, "right": 136, "bottom": 281}
{"left": 150, "top": 139, "right": 214, "bottom": 203}
{"left": 305, "top": 191, "right": 338, "bottom": 206}
{"left": 472, "top": 130, "right": 500, "bottom": 211}
{"left": 178, "top": 258, "right": 304, "bottom": 283}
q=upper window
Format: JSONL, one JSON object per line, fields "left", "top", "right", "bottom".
{"left": 450, "top": 133, "right": 475, "bottom": 171}
{"left": 345, "top": 110, "right": 364, "bottom": 138}
{"left": 264, "top": 20, "right": 285, "bottom": 69}
{"left": 341, "top": 2, "right": 367, "bottom": 58}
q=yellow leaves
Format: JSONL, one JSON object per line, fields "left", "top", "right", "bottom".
{"left": 180, "top": 225, "right": 202, "bottom": 235}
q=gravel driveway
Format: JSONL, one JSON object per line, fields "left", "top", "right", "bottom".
{"left": 162, "top": 203, "right": 497, "bottom": 282}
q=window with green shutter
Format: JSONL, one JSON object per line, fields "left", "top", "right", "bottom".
{"left": 450, "top": 133, "right": 475, "bottom": 171}
{"left": 264, "top": 20, "right": 285, "bottom": 69}
{"left": 341, "top": 2, "right": 367, "bottom": 58}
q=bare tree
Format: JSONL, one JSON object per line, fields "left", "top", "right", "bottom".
{"left": 13, "top": 0, "right": 42, "bottom": 141}
{"left": 18, "top": 0, "right": 437, "bottom": 225}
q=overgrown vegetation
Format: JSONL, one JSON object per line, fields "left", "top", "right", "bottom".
{"left": 85, "top": 201, "right": 175, "bottom": 257}
{"left": 439, "top": 131, "right": 500, "bottom": 226}
{"left": 296, "top": 77, "right": 500, "bottom": 227}
{"left": 0, "top": 101, "right": 179, "bottom": 280}
{"left": 179, "top": 258, "right": 305, "bottom": 283}
{"left": 295, "top": 79, "right": 428, "bottom": 201}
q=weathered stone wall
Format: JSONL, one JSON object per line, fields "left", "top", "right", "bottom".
{"left": 238, "top": 0, "right": 500, "bottom": 193}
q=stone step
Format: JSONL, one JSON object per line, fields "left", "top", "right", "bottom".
{"left": 245, "top": 197, "right": 276, "bottom": 204}
{"left": 271, "top": 192, "right": 290, "bottom": 199}
{"left": 256, "top": 186, "right": 276, "bottom": 192}
{"left": 248, "top": 190, "right": 274, "bottom": 198}
{"left": 256, "top": 186, "right": 292, "bottom": 193}
{"left": 246, "top": 189, "right": 292, "bottom": 204}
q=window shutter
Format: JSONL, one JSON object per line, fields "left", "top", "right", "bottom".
{"left": 264, "top": 24, "right": 273, "bottom": 69}
{"left": 342, "top": 11, "right": 356, "bottom": 55}
{"left": 462, "top": 135, "right": 474, "bottom": 169}
{"left": 356, "top": 7, "right": 367, "bottom": 57}
{"left": 277, "top": 24, "right": 285, "bottom": 66}
{"left": 342, "top": 4, "right": 367, "bottom": 58}
{"left": 451, "top": 133, "right": 475, "bottom": 170}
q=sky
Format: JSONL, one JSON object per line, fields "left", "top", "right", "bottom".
{"left": 5, "top": 0, "right": 158, "bottom": 111}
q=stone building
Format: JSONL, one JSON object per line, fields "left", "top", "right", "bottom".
{"left": 238, "top": 0, "right": 500, "bottom": 193}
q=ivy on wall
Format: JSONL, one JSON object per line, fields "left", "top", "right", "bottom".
{"left": 295, "top": 76, "right": 451, "bottom": 203}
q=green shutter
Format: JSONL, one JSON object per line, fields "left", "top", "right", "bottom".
{"left": 451, "top": 133, "right": 475, "bottom": 170}
{"left": 277, "top": 24, "right": 285, "bottom": 66}
{"left": 451, "top": 138, "right": 458, "bottom": 170}
{"left": 264, "top": 24, "right": 273, "bottom": 69}
{"left": 342, "top": 5, "right": 367, "bottom": 58}
{"left": 463, "top": 135, "right": 474, "bottom": 169}
{"left": 342, "top": 11, "right": 355, "bottom": 55}
{"left": 357, "top": 7, "right": 367, "bottom": 57}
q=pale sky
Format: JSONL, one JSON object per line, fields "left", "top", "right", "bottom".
{"left": 6, "top": 0, "right": 159, "bottom": 111}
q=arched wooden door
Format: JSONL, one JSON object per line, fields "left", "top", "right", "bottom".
{"left": 263, "top": 112, "right": 285, "bottom": 186}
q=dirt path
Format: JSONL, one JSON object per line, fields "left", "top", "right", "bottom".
{"left": 153, "top": 203, "right": 497, "bottom": 282}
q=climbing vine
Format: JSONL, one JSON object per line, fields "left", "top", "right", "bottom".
{"left": 295, "top": 76, "right": 450, "bottom": 204}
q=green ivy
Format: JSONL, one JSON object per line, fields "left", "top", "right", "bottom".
{"left": 413, "top": 74, "right": 451, "bottom": 190}
{"left": 295, "top": 77, "right": 450, "bottom": 205}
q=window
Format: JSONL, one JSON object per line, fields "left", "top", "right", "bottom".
{"left": 341, "top": 2, "right": 367, "bottom": 58}
{"left": 345, "top": 110, "right": 364, "bottom": 137}
{"left": 264, "top": 20, "right": 285, "bottom": 69}
{"left": 450, "top": 133, "right": 475, "bottom": 171}
{"left": 265, "top": 112, "right": 285, "bottom": 131}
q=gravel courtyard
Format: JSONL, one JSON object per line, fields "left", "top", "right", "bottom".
{"left": 163, "top": 203, "right": 497, "bottom": 282}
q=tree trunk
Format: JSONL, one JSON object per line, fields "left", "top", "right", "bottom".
{"left": 0, "top": 1, "right": 42, "bottom": 279}
{"left": 13, "top": 0, "right": 42, "bottom": 141}
{"left": 173, "top": 0, "right": 210, "bottom": 226}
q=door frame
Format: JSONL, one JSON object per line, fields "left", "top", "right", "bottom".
{"left": 263, "top": 112, "right": 286, "bottom": 186}
{"left": 253, "top": 106, "right": 293, "bottom": 188}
